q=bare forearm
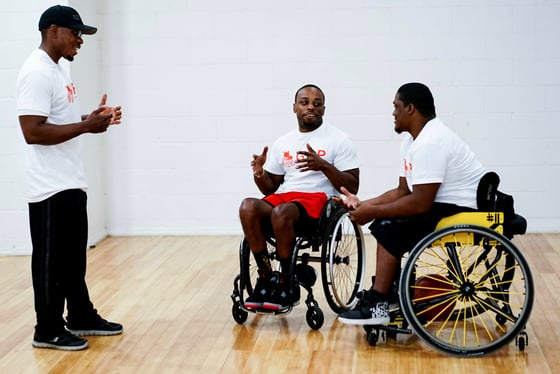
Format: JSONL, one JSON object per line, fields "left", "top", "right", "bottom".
{"left": 355, "top": 183, "right": 439, "bottom": 221}
{"left": 363, "top": 188, "right": 404, "bottom": 206}
{"left": 321, "top": 164, "right": 359, "bottom": 194}
{"left": 360, "top": 194, "right": 430, "bottom": 218}
{"left": 21, "top": 122, "right": 88, "bottom": 145}
{"left": 20, "top": 107, "right": 113, "bottom": 146}
{"left": 253, "top": 171, "right": 283, "bottom": 196}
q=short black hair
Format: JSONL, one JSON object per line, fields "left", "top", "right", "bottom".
{"left": 397, "top": 82, "right": 435, "bottom": 117}
{"left": 294, "top": 84, "right": 325, "bottom": 104}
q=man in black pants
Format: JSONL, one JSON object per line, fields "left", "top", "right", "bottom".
{"left": 337, "top": 83, "right": 485, "bottom": 326}
{"left": 16, "top": 5, "right": 123, "bottom": 350}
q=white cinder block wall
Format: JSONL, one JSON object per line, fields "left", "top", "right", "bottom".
{"left": 1, "top": 0, "right": 559, "bottom": 255}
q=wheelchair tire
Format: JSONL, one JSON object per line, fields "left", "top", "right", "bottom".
{"left": 306, "top": 306, "right": 324, "bottom": 330}
{"left": 320, "top": 211, "right": 366, "bottom": 314}
{"left": 399, "top": 225, "right": 534, "bottom": 357}
{"left": 239, "top": 239, "right": 254, "bottom": 296}
{"left": 239, "top": 237, "right": 278, "bottom": 298}
{"left": 232, "top": 302, "right": 248, "bottom": 324}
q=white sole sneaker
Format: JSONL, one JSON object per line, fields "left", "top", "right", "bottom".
{"left": 338, "top": 314, "right": 390, "bottom": 325}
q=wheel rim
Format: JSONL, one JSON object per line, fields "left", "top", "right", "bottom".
{"left": 322, "top": 212, "right": 365, "bottom": 311}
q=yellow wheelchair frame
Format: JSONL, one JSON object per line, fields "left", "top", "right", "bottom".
{"left": 364, "top": 174, "right": 533, "bottom": 357}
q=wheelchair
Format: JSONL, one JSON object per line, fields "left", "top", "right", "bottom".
{"left": 231, "top": 198, "right": 366, "bottom": 330}
{"left": 364, "top": 172, "right": 534, "bottom": 357}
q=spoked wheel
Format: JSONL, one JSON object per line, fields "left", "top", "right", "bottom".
{"left": 399, "top": 225, "right": 534, "bottom": 357}
{"left": 320, "top": 211, "right": 366, "bottom": 313}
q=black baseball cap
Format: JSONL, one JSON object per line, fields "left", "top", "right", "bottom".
{"left": 38, "top": 5, "right": 97, "bottom": 35}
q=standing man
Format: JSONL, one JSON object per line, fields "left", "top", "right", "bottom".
{"left": 16, "top": 5, "right": 123, "bottom": 351}
{"left": 337, "top": 82, "right": 485, "bottom": 326}
{"left": 239, "top": 84, "right": 360, "bottom": 312}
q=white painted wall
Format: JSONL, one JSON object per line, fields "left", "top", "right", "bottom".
{"left": 2, "top": 0, "right": 559, "bottom": 255}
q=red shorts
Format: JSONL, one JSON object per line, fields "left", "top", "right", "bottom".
{"left": 263, "top": 191, "right": 328, "bottom": 219}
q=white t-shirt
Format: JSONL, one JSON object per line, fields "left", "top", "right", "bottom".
{"left": 16, "top": 49, "right": 87, "bottom": 203}
{"left": 400, "top": 117, "right": 485, "bottom": 209}
{"left": 264, "top": 123, "right": 359, "bottom": 197}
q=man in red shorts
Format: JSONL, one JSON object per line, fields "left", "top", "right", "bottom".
{"left": 239, "top": 84, "right": 360, "bottom": 311}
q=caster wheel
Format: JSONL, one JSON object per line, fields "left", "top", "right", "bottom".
{"left": 518, "top": 337, "right": 526, "bottom": 351}
{"left": 306, "top": 306, "right": 324, "bottom": 330}
{"left": 232, "top": 302, "right": 248, "bottom": 324}
{"left": 516, "top": 332, "right": 528, "bottom": 351}
{"left": 367, "top": 330, "right": 379, "bottom": 346}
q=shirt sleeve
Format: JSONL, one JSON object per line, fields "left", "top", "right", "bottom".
{"left": 263, "top": 140, "right": 285, "bottom": 176}
{"left": 410, "top": 142, "right": 448, "bottom": 185}
{"left": 333, "top": 136, "right": 359, "bottom": 171}
{"left": 16, "top": 70, "right": 51, "bottom": 117}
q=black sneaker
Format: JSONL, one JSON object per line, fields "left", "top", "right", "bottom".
{"left": 66, "top": 316, "right": 123, "bottom": 336}
{"left": 358, "top": 276, "right": 400, "bottom": 312}
{"left": 262, "top": 274, "right": 300, "bottom": 311}
{"left": 338, "top": 291, "right": 390, "bottom": 325}
{"left": 357, "top": 287, "right": 399, "bottom": 313}
{"left": 245, "top": 270, "right": 274, "bottom": 309}
{"left": 32, "top": 330, "right": 88, "bottom": 351}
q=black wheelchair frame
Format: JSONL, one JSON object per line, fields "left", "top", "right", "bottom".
{"left": 231, "top": 199, "right": 366, "bottom": 330}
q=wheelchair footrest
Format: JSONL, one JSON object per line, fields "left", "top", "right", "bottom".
{"left": 242, "top": 305, "right": 293, "bottom": 315}
{"left": 383, "top": 325, "right": 412, "bottom": 335}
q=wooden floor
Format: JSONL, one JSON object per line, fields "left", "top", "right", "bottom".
{"left": 0, "top": 233, "right": 559, "bottom": 373}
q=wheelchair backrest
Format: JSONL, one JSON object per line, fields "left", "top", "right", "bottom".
{"left": 476, "top": 171, "right": 500, "bottom": 211}
{"left": 436, "top": 172, "right": 526, "bottom": 239}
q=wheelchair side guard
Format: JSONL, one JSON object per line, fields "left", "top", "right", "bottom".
{"left": 314, "top": 198, "right": 343, "bottom": 237}
{"left": 435, "top": 209, "right": 526, "bottom": 241}
{"left": 435, "top": 212, "right": 504, "bottom": 245}
{"left": 436, "top": 211, "right": 505, "bottom": 231}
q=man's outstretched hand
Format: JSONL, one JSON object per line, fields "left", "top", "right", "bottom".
{"left": 333, "top": 186, "right": 360, "bottom": 210}
{"left": 251, "top": 146, "right": 268, "bottom": 178}
{"left": 99, "top": 93, "right": 122, "bottom": 125}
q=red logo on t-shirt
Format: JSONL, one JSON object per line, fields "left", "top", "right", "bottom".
{"left": 403, "top": 159, "right": 413, "bottom": 177}
{"left": 283, "top": 149, "right": 328, "bottom": 169}
{"left": 282, "top": 151, "right": 294, "bottom": 168}
{"left": 66, "top": 83, "right": 77, "bottom": 103}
